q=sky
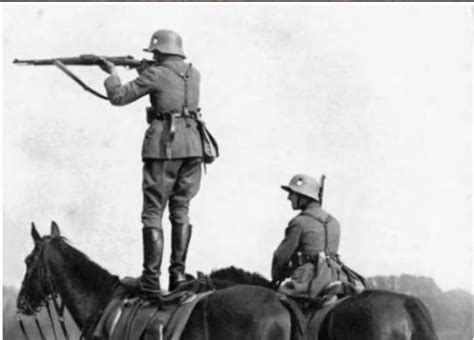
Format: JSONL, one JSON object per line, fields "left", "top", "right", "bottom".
{"left": 2, "top": 4, "right": 472, "bottom": 293}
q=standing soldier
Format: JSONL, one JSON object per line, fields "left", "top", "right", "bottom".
{"left": 99, "top": 30, "right": 204, "bottom": 296}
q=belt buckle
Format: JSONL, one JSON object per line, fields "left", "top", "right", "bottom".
{"left": 182, "top": 107, "right": 190, "bottom": 117}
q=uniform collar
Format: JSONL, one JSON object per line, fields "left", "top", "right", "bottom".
{"left": 160, "top": 57, "right": 185, "bottom": 67}
{"left": 302, "top": 201, "right": 322, "bottom": 215}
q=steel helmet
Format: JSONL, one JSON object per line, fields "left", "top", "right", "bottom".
{"left": 143, "top": 29, "right": 186, "bottom": 58}
{"left": 281, "top": 174, "right": 320, "bottom": 201}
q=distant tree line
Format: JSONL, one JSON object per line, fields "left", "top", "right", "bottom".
{"left": 368, "top": 275, "right": 473, "bottom": 340}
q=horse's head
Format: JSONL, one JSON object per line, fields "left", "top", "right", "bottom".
{"left": 17, "top": 221, "right": 62, "bottom": 315}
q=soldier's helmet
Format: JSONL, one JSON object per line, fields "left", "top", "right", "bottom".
{"left": 281, "top": 174, "right": 320, "bottom": 201}
{"left": 144, "top": 29, "right": 186, "bottom": 58}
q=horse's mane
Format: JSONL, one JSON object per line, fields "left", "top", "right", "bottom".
{"left": 48, "top": 236, "right": 119, "bottom": 291}
{"left": 210, "top": 266, "right": 272, "bottom": 288}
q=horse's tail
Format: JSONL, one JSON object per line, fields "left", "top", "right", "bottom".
{"left": 404, "top": 296, "right": 438, "bottom": 340}
{"left": 278, "top": 296, "right": 307, "bottom": 340}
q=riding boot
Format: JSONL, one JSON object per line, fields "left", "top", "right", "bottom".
{"left": 168, "top": 223, "right": 192, "bottom": 291}
{"left": 140, "top": 227, "right": 164, "bottom": 298}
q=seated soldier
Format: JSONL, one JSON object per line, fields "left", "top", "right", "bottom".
{"left": 271, "top": 174, "right": 364, "bottom": 306}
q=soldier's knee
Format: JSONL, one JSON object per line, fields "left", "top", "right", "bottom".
{"left": 168, "top": 208, "right": 189, "bottom": 225}
{"left": 141, "top": 215, "right": 164, "bottom": 230}
{"left": 169, "top": 214, "right": 189, "bottom": 226}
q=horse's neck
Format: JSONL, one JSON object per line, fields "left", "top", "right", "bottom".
{"left": 47, "top": 244, "right": 117, "bottom": 330}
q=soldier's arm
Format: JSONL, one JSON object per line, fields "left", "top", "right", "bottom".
{"left": 104, "top": 67, "right": 158, "bottom": 106}
{"left": 271, "top": 221, "right": 302, "bottom": 281}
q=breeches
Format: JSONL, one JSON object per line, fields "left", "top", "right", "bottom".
{"left": 141, "top": 158, "right": 202, "bottom": 229}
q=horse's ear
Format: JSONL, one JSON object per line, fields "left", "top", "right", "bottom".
{"left": 50, "top": 221, "right": 61, "bottom": 238}
{"left": 31, "top": 223, "right": 41, "bottom": 243}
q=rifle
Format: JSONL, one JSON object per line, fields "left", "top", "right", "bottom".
{"left": 318, "top": 174, "right": 326, "bottom": 206}
{"left": 13, "top": 54, "right": 153, "bottom": 100}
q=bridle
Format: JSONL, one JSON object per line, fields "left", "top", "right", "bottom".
{"left": 17, "top": 239, "right": 70, "bottom": 340}
{"left": 17, "top": 296, "right": 68, "bottom": 340}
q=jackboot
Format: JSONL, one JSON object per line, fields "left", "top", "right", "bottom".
{"left": 140, "top": 227, "right": 164, "bottom": 298}
{"left": 168, "top": 223, "right": 192, "bottom": 291}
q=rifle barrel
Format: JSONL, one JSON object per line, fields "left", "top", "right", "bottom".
{"left": 13, "top": 58, "right": 60, "bottom": 65}
{"left": 319, "top": 174, "right": 326, "bottom": 205}
{"left": 13, "top": 55, "right": 144, "bottom": 67}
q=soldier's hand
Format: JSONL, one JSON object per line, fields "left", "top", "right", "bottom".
{"left": 135, "top": 59, "right": 151, "bottom": 75}
{"left": 98, "top": 58, "right": 116, "bottom": 75}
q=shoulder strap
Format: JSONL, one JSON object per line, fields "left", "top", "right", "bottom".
{"left": 301, "top": 212, "right": 332, "bottom": 255}
{"left": 160, "top": 63, "right": 192, "bottom": 80}
{"left": 160, "top": 63, "right": 193, "bottom": 110}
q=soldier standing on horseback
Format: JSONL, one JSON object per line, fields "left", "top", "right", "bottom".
{"left": 99, "top": 30, "right": 204, "bottom": 296}
{"left": 272, "top": 174, "right": 364, "bottom": 303}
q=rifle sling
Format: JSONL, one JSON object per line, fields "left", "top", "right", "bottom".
{"left": 53, "top": 60, "right": 109, "bottom": 100}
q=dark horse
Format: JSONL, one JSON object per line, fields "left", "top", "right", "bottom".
{"left": 18, "top": 222, "right": 438, "bottom": 340}
{"left": 206, "top": 268, "right": 438, "bottom": 340}
{"left": 17, "top": 222, "right": 303, "bottom": 340}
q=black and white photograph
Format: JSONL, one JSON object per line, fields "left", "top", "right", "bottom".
{"left": 2, "top": 4, "right": 472, "bottom": 340}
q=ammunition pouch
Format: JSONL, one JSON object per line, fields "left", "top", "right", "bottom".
{"left": 195, "top": 118, "right": 219, "bottom": 164}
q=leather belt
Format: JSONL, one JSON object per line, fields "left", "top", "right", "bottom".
{"left": 292, "top": 250, "right": 339, "bottom": 268}
{"left": 291, "top": 252, "right": 317, "bottom": 268}
{"left": 146, "top": 107, "right": 200, "bottom": 121}
{"left": 146, "top": 107, "right": 201, "bottom": 159}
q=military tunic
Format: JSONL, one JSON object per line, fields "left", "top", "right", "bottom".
{"left": 104, "top": 57, "right": 203, "bottom": 229}
{"left": 272, "top": 202, "right": 341, "bottom": 298}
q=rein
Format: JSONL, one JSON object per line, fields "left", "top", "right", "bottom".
{"left": 51, "top": 294, "right": 70, "bottom": 340}
{"left": 17, "top": 314, "right": 31, "bottom": 340}
{"left": 34, "top": 315, "right": 47, "bottom": 340}
{"left": 45, "top": 301, "right": 59, "bottom": 340}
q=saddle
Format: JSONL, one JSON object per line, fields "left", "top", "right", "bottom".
{"left": 91, "top": 286, "right": 212, "bottom": 340}
{"left": 289, "top": 279, "right": 360, "bottom": 316}
{"left": 306, "top": 295, "right": 351, "bottom": 338}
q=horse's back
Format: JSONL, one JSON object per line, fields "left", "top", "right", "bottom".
{"left": 182, "top": 285, "right": 293, "bottom": 340}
